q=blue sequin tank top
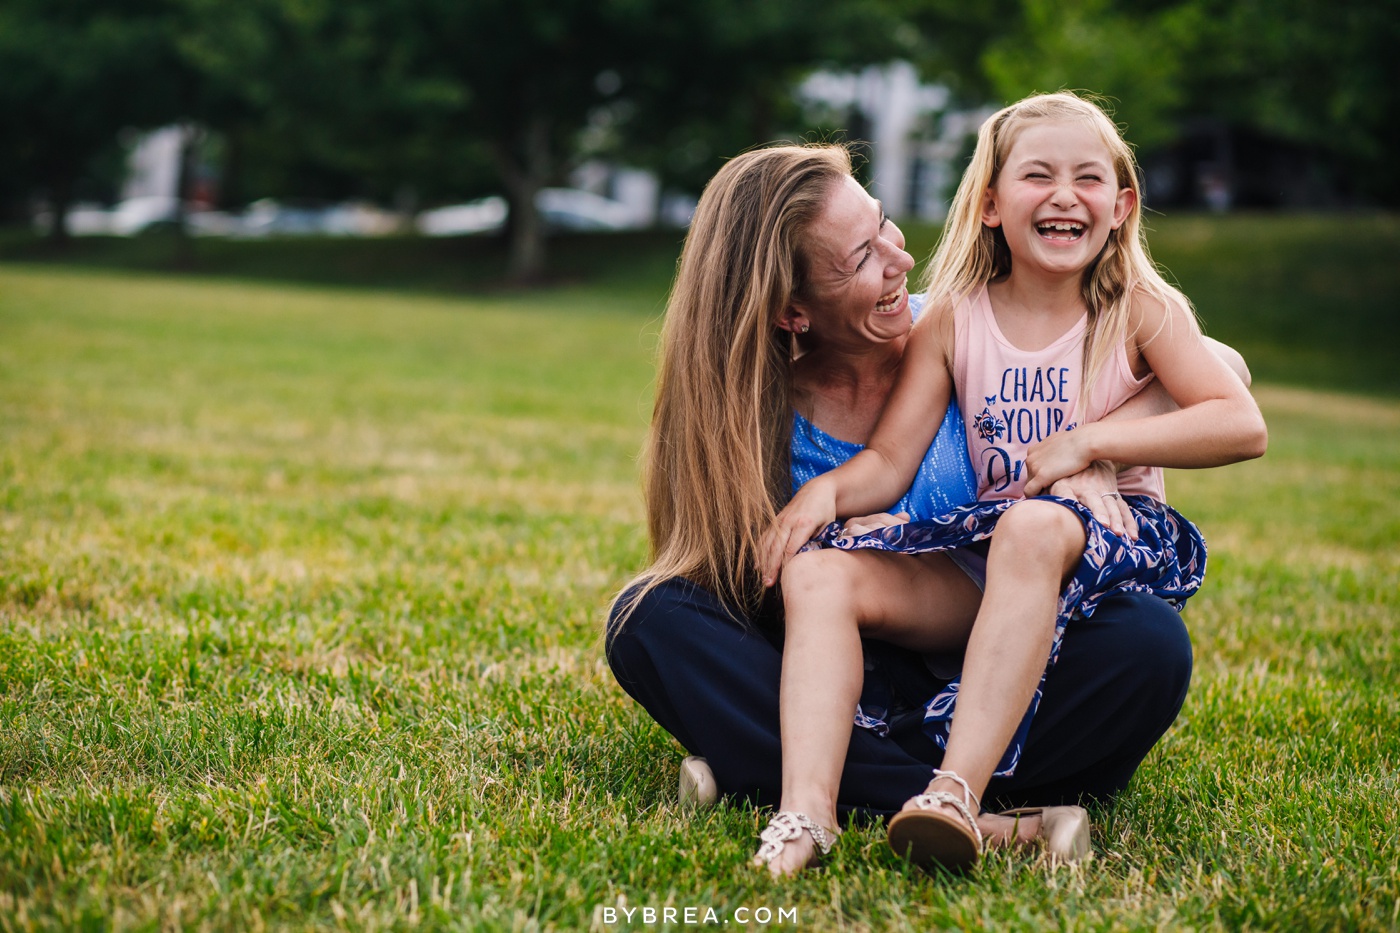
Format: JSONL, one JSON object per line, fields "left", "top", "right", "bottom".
{"left": 789, "top": 293, "right": 978, "bottom": 519}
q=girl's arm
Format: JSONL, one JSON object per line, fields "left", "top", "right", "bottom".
{"left": 760, "top": 314, "right": 954, "bottom": 585}
{"left": 1023, "top": 294, "right": 1267, "bottom": 495}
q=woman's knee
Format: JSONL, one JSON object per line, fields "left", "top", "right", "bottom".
{"left": 1128, "top": 596, "right": 1193, "bottom": 695}
{"left": 605, "top": 577, "right": 727, "bottom": 672}
{"left": 1096, "top": 593, "right": 1193, "bottom": 710}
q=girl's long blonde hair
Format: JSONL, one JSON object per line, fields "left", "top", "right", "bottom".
{"left": 922, "top": 92, "right": 1185, "bottom": 406}
{"left": 611, "top": 144, "right": 853, "bottom": 627}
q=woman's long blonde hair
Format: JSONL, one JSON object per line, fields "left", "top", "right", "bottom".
{"left": 612, "top": 144, "right": 853, "bottom": 626}
{"left": 922, "top": 92, "right": 1185, "bottom": 406}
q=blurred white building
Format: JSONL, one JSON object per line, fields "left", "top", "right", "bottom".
{"left": 800, "top": 62, "right": 991, "bottom": 222}
{"left": 121, "top": 125, "right": 192, "bottom": 200}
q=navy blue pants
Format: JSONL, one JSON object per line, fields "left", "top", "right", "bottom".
{"left": 606, "top": 577, "right": 1192, "bottom": 818}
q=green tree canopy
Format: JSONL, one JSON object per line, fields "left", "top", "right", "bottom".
{"left": 0, "top": 0, "right": 187, "bottom": 238}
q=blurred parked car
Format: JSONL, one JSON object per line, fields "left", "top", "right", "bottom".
{"left": 536, "top": 187, "right": 637, "bottom": 231}
{"left": 38, "top": 196, "right": 181, "bottom": 236}
{"left": 108, "top": 196, "right": 182, "bottom": 235}
{"left": 414, "top": 188, "right": 645, "bottom": 237}
{"left": 237, "top": 199, "right": 332, "bottom": 237}
{"left": 40, "top": 189, "right": 657, "bottom": 238}
{"left": 415, "top": 197, "right": 508, "bottom": 236}
{"left": 36, "top": 197, "right": 405, "bottom": 238}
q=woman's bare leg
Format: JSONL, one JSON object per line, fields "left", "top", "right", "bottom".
{"left": 900, "top": 499, "right": 1087, "bottom": 845}
{"left": 759, "top": 547, "right": 981, "bottom": 876}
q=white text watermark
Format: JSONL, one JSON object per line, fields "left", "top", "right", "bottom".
{"left": 598, "top": 904, "right": 798, "bottom": 926}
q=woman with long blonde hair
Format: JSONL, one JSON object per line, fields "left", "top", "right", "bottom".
{"left": 607, "top": 136, "right": 1243, "bottom": 867}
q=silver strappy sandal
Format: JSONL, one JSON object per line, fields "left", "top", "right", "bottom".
{"left": 887, "top": 768, "right": 983, "bottom": 872}
{"left": 752, "top": 811, "right": 836, "bottom": 876}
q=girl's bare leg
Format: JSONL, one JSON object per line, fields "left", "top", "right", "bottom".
{"left": 900, "top": 499, "right": 1087, "bottom": 846}
{"left": 759, "top": 547, "right": 981, "bottom": 876}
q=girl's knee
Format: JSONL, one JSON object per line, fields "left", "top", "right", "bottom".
{"left": 993, "top": 500, "right": 1085, "bottom": 554}
{"left": 780, "top": 549, "right": 856, "bottom": 600}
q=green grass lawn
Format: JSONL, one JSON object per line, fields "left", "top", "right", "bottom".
{"left": 1, "top": 249, "right": 1397, "bottom": 930}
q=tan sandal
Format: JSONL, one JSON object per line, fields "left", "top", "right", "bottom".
{"left": 998, "top": 805, "right": 1092, "bottom": 863}
{"left": 887, "top": 768, "right": 983, "bottom": 873}
{"left": 751, "top": 811, "right": 836, "bottom": 876}
{"left": 678, "top": 756, "right": 717, "bottom": 810}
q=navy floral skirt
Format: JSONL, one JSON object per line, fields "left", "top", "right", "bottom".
{"left": 807, "top": 494, "right": 1206, "bottom": 777}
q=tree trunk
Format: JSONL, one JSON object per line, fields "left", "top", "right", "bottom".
{"left": 506, "top": 180, "right": 546, "bottom": 283}
{"left": 171, "top": 124, "right": 200, "bottom": 268}
{"left": 494, "top": 114, "right": 552, "bottom": 284}
{"left": 221, "top": 127, "right": 245, "bottom": 210}
{"left": 47, "top": 175, "right": 73, "bottom": 247}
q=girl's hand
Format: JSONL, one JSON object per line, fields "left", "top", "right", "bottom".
{"left": 840, "top": 512, "right": 910, "bottom": 537}
{"left": 1023, "top": 426, "right": 1097, "bottom": 497}
{"left": 760, "top": 478, "right": 837, "bottom": 587}
{"left": 1046, "top": 461, "right": 1138, "bottom": 540}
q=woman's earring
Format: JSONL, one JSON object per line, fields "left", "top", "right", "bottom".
{"left": 799, "top": 323, "right": 810, "bottom": 334}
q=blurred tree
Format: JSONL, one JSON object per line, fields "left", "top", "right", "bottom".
{"left": 0, "top": 0, "right": 187, "bottom": 240}
{"left": 1176, "top": 0, "right": 1400, "bottom": 204}
{"left": 399, "top": 0, "right": 626, "bottom": 281}
{"left": 887, "top": 0, "right": 1020, "bottom": 101}
{"left": 602, "top": 0, "right": 913, "bottom": 194}
{"left": 174, "top": 0, "right": 488, "bottom": 209}
{"left": 972, "top": 0, "right": 1192, "bottom": 149}
{"left": 399, "top": 0, "right": 914, "bottom": 280}
{"left": 905, "top": 0, "right": 1400, "bottom": 204}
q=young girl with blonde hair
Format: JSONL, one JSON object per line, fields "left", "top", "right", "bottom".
{"left": 753, "top": 92, "right": 1266, "bottom": 876}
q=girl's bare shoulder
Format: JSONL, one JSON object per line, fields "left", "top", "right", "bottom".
{"left": 1127, "top": 282, "right": 1197, "bottom": 344}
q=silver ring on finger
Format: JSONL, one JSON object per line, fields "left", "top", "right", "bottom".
{"left": 1100, "top": 492, "right": 1122, "bottom": 500}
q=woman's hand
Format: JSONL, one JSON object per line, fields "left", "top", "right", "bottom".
{"left": 1044, "top": 460, "right": 1138, "bottom": 540}
{"left": 1022, "top": 425, "right": 1097, "bottom": 497}
{"left": 760, "top": 478, "right": 837, "bottom": 587}
{"left": 840, "top": 512, "right": 910, "bottom": 537}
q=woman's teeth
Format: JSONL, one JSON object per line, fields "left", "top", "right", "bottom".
{"left": 875, "top": 286, "right": 904, "bottom": 311}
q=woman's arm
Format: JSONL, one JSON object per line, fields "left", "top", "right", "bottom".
{"left": 1206, "top": 336, "right": 1252, "bottom": 387}
{"left": 760, "top": 316, "right": 953, "bottom": 584}
{"left": 1050, "top": 337, "right": 1252, "bottom": 535}
{"left": 1023, "top": 297, "right": 1266, "bottom": 495}
{"left": 1108, "top": 336, "right": 1251, "bottom": 422}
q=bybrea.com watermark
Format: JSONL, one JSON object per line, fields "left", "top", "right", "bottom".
{"left": 598, "top": 904, "right": 798, "bottom": 926}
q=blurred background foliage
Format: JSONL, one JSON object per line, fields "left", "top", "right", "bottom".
{"left": 1, "top": 0, "right": 1396, "bottom": 280}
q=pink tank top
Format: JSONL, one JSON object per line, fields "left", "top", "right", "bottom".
{"left": 953, "top": 285, "right": 1165, "bottom": 502}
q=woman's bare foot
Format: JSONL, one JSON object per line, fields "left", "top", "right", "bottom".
{"left": 753, "top": 829, "right": 817, "bottom": 877}
{"left": 752, "top": 811, "right": 838, "bottom": 878}
{"left": 977, "top": 810, "right": 1043, "bottom": 848}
